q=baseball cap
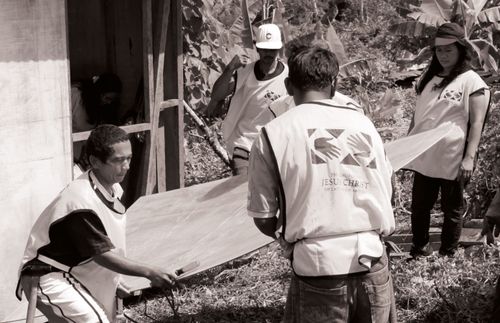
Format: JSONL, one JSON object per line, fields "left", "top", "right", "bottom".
{"left": 255, "top": 24, "right": 283, "bottom": 49}
{"left": 434, "top": 22, "right": 465, "bottom": 46}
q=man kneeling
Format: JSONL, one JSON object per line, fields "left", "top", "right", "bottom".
{"left": 17, "top": 125, "right": 176, "bottom": 322}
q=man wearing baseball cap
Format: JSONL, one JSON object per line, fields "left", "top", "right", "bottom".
{"left": 207, "top": 23, "right": 288, "bottom": 175}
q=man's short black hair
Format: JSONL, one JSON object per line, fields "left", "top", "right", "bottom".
{"left": 86, "top": 124, "right": 129, "bottom": 163}
{"left": 287, "top": 46, "right": 339, "bottom": 91}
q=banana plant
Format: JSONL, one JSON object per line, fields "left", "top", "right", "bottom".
{"left": 389, "top": 0, "right": 500, "bottom": 74}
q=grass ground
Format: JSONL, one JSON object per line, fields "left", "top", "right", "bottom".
{"left": 124, "top": 244, "right": 500, "bottom": 322}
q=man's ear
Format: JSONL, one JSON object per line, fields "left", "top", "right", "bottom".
{"left": 88, "top": 155, "right": 100, "bottom": 169}
{"left": 285, "top": 77, "right": 294, "bottom": 96}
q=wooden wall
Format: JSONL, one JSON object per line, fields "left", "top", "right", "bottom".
{"left": 0, "top": 1, "right": 72, "bottom": 322}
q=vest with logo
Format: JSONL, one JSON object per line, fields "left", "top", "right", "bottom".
{"left": 263, "top": 100, "right": 395, "bottom": 244}
{"left": 222, "top": 61, "right": 288, "bottom": 156}
{"left": 406, "top": 70, "right": 488, "bottom": 179}
{"left": 18, "top": 171, "right": 126, "bottom": 321}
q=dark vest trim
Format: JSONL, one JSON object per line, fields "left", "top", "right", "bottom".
{"left": 261, "top": 127, "right": 288, "bottom": 242}
{"left": 267, "top": 105, "right": 277, "bottom": 119}
{"left": 88, "top": 174, "right": 126, "bottom": 214}
{"left": 64, "top": 273, "right": 104, "bottom": 323}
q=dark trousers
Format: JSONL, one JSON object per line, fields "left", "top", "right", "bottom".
{"left": 410, "top": 172, "right": 464, "bottom": 254}
{"left": 284, "top": 250, "right": 396, "bottom": 323}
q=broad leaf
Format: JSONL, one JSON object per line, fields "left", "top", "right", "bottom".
{"left": 420, "top": 0, "right": 453, "bottom": 19}
{"left": 229, "top": 0, "right": 261, "bottom": 47}
{"left": 389, "top": 21, "right": 436, "bottom": 37}
{"left": 274, "top": 0, "right": 291, "bottom": 43}
{"left": 376, "top": 89, "right": 403, "bottom": 118}
{"left": 453, "top": 0, "right": 478, "bottom": 36}
{"left": 325, "top": 22, "right": 348, "bottom": 65}
{"left": 467, "top": 0, "right": 488, "bottom": 14}
{"left": 478, "top": 6, "right": 500, "bottom": 30}
{"left": 466, "top": 38, "right": 500, "bottom": 73}
{"left": 408, "top": 11, "right": 447, "bottom": 26}
{"left": 396, "top": 46, "right": 433, "bottom": 66}
{"left": 339, "top": 59, "right": 371, "bottom": 79}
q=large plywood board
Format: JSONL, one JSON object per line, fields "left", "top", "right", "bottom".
{"left": 122, "top": 125, "right": 460, "bottom": 293}
{"left": 0, "top": 1, "right": 72, "bottom": 322}
{"left": 123, "top": 175, "right": 273, "bottom": 292}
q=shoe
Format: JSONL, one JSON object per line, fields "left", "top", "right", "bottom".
{"left": 438, "top": 248, "right": 456, "bottom": 257}
{"left": 410, "top": 244, "right": 433, "bottom": 258}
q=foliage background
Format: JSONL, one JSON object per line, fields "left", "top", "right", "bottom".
{"left": 127, "top": 0, "right": 500, "bottom": 321}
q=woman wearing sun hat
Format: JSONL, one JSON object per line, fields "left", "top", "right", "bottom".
{"left": 406, "top": 22, "right": 491, "bottom": 258}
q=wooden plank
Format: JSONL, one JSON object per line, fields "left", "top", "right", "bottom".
{"left": 175, "top": 0, "right": 185, "bottom": 189}
{"left": 160, "top": 0, "right": 184, "bottom": 191}
{"left": 72, "top": 123, "right": 152, "bottom": 142}
{"left": 159, "top": 99, "right": 178, "bottom": 110}
{"left": 141, "top": 0, "right": 157, "bottom": 195}
{"left": 154, "top": 0, "right": 171, "bottom": 193}
{"left": 123, "top": 175, "right": 273, "bottom": 292}
{"left": 385, "top": 227, "right": 484, "bottom": 253}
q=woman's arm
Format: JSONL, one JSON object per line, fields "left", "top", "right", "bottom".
{"left": 458, "top": 89, "right": 490, "bottom": 182}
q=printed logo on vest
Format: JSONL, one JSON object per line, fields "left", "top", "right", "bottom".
{"left": 441, "top": 89, "right": 462, "bottom": 102}
{"left": 308, "top": 129, "right": 377, "bottom": 169}
{"left": 264, "top": 90, "right": 282, "bottom": 104}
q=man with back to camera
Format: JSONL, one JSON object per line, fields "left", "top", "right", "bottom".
{"left": 17, "top": 124, "right": 177, "bottom": 322}
{"left": 206, "top": 23, "right": 289, "bottom": 175}
{"left": 247, "top": 46, "right": 397, "bottom": 322}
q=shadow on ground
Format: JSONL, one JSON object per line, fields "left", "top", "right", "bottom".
{"left": 124, "top": 304, "right": 284, "bottom": 323}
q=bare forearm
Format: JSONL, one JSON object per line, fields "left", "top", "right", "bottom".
{"left": 211, "top": 68, "right": 236, "bottom": 102}
{"left": 464, "top": 122, "right": 483, "bottom": 160}
{"left": 464, "top": 92, "right": 489, "bottom": 160}
{"left": 94, "top": 251, "right": 154, "bottom": 279}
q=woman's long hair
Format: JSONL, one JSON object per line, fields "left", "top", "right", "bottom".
{"left": 415, "top": 43, "right": 471, "bottom": 95}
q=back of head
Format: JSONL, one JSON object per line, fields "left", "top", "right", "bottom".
{"left": 255, "top": 24, "right": 283, "bottom": 49}
{"left": 287, "top": 46, "right": 339, "bottom": 91}
{"left": 86, "top": 124, "right": 129, "bottom": 163}
{"left": 93, "top": 73, "right": 122, "bottom": 95}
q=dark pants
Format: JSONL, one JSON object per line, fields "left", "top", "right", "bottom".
{"left": 283, "top": 251, "right": 396, "bottom": 323}
{"left": 410, "top": 172, "right": 464, "bottom": 254}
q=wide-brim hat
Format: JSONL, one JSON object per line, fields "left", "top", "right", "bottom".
{"left": 434, "top": 22, "right": 465, "bottom": 46}
{"left": 255, "top": 24, "right": 283, "bottom": 49}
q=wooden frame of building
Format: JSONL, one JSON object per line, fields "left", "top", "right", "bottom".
{"left": 0, "top": 1, "right": 183, "bottom": 321}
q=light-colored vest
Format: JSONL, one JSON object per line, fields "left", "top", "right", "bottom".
{"left": 222, "top": 61, "right": 288, "bottom": 155}
{"left": 263, "top": 100, "right": 395, "bottom": 243}
{"left": 406, "top": 70, "right": 489, "bottom": 179}
{"left": 18, "top": 171, "right": 126, "bottom": 321}
{"left": 268, "top": 91, "right": 362, "bottom": 118}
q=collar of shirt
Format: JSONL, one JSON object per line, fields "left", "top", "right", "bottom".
{"left": 89, "top": 170, "right": 118, "bottom": 201}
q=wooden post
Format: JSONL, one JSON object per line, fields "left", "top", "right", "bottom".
{"left": 141, "top": 0, "right": 157, "bottom": 195}
{"left": 160, "top": 0, "right": 184, "bottom": 191}
{"left": 26, "top": 276, "right": 39, "bottom": 323}
{"left": 154, "top": 0, "right": 171, "bottom": 192}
